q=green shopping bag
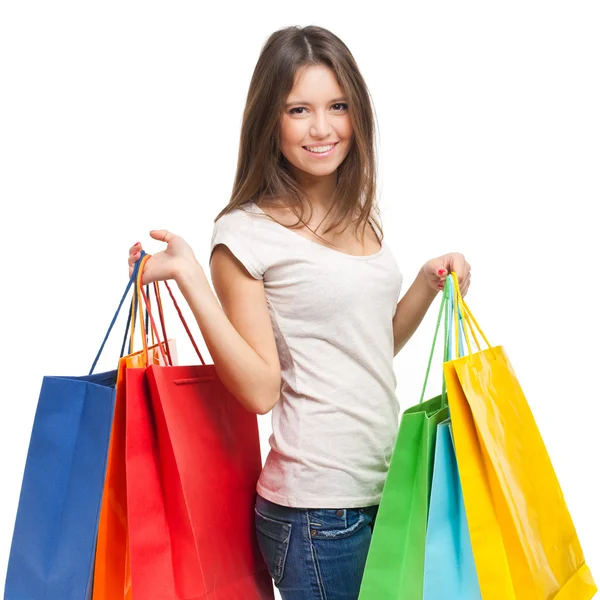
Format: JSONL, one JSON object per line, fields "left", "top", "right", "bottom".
{"left": 358, "top": 282, "right": 454, "bottom": 600}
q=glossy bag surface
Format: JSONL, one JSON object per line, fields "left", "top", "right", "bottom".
{"left": 358, "top": 283, "right": 454, "bottom": 600}
{"left": 4, "top": 260, "right": 148, "bottom": 600}
{"left": 92, "top": 338, "right": 176, "bottom": 600}
{"left": 423, "top": 276, "right": 481, "bottom": 600}
{"left": 423, "top": 419, "right": 481, "bottom": 600}
{"left": 445, "top": 272, "right": 597, "bottom": 600}
{"left": 125, "top": 255, "right": 274, "bottom": 599}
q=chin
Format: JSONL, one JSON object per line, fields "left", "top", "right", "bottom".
{"left": 299, "top": 164, "right": 339, "bottom": 178}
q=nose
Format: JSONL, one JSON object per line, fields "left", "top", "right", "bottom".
{"left": 309, "top": 110, "right": 333, "bottom": 138}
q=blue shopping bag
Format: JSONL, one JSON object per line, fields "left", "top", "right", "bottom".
{"left": 4, "top": 254, "right": 148, "bottom": 600}
{"left": 423, "top": 275, "right": 481, "bottom": 600}
{"left": 423, "top": 420, "right": 481, "bottom": 600}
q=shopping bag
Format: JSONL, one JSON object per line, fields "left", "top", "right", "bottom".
{"left": 423, "top": 275, "right": 481, "bottom": 599}
{"left": 4, "top": 258, "right": 145, "bottom": 600}
{"left": 444, "top": 272, "right": 597, "bottom": 600}
{"left": 92, "top": 280, "right": 176, "bottom": 600}
{"left": 126, "top": 254, "right": 274, "bottom": 600}
{"left": 358, "top": 282, "right": 454, "bottom": 600}
{"left": 423, "top": 419, "right": 481, "bottom": 599}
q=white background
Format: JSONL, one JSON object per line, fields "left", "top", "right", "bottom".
{"left": 1, "top": 2, "right": 598, "bottom": 598}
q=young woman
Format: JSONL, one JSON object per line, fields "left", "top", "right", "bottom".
{"left": 127, "top": 24, "right": 471, "bottom": 600}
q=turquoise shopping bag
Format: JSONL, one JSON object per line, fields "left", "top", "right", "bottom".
{"left": 359, "top": 278, "right": 465, "bottom": 599}
{"left": 423, "top": 275, "right": 481, "bottom": 599}
{"left": 423, "top": 420, "right": 481, "bottom": 599}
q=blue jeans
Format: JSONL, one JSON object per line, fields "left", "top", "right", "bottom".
{"left": 254, "top": 494, "right": 379, "bottom": 600}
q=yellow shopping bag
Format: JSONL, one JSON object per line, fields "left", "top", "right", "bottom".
{"left": 444, "top": 272, "right": 597, "bottom": 600}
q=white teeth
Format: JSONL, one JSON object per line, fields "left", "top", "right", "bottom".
{"left": 305, "top": 144, "right": 335, "bottom": 153}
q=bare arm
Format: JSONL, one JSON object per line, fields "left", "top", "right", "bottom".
{"left": 129, "top": 232, "right": 281, "bottom": 415}
{"left": 392, "top": 253, "right": 472, "bottom": 355}
{"left": 392, "top": 267, "right": 439, "bottom": 356}
{"left": 174, "top": 245, "right": 281, "bottom": 415}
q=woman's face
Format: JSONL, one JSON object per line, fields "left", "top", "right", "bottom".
{"left": 280, "top": 64, "right": 353, "bottom": 183}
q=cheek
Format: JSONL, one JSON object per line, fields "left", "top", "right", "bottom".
{"left": 280, "top": 119, "right": 304, "bottom": 148}
{"left": 340, "top": 117, "right": 353, "bottom": 141}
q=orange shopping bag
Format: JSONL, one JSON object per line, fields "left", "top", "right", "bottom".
{"left": 92, "top": 280, "right": 176, "bottom": 600}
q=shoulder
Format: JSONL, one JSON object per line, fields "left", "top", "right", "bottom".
{"left": 210, "top": 202, "right": 269, "bottom": 280}
{"left": 214, "top": 202, "right": 253, "bottom": 226}
{"left": 212, "top": 202, "right": 270, "bottom": 236}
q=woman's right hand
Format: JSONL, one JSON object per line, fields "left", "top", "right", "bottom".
{"left": 128, "top": 229, "right": 200, "bottom": 285}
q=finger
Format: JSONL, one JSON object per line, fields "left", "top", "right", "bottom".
{"left": 129, "top": 242, "right": 142, "bottom": 254}
{"left": 457, "top": 262, "right": 470, "bottom": 283}
{"left": 128, "top": 255, "right": 139, "bottom": 278}
{"left": 129, "top": 251, "right": 150, "bottom": 280}
{"left": 454, "top": 254, "right": 467, "bottom": 279}
{"left": 150, "top": 229, "right": 175, "bottom": 244}
{"left": 127, "top": 251, "right": 141, "bottom": 263}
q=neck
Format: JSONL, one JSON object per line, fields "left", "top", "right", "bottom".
{"left": 288, "top": 165, "right": 338, "bottom": 213}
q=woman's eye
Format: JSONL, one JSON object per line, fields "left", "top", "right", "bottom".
{"left": 288, "top": 103, "right": 348, "bottom": 116}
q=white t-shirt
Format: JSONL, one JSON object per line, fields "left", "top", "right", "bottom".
{"left": 209, "top": 201, "right": 403, "bottom": 508}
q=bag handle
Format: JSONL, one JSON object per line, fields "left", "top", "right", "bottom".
{"left": 153, "top": 281, "right": 173, "bottom": 365}
{"left": 120, "top": 256, "right": 161, "bottom": 356}
{"left": 448, "top": 274, "right": 468, "bottom": 358}
{"left": 127, "top": 278, "right": 174, "bottom": 366}
{"left": 449, "top": 271, "right": 494, "bottom": 360}
{"left": 419, "top": 281, "right": 449, "bottom": 404}
{"left": 123, "top": 284, "right": 149, "bottom": 357}
{"left": 89, "top": 251, "right": 147, "bottom": 375}
{"left": 135, "top": 254, "right": 206, "bottom": 366}
{"left": 419, "top": 273, "right": 469, "bottom": 405}
{"left": 135, "top": 256, "right": 165, "bottom": 363}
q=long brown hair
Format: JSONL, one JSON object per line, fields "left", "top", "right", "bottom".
{"left": 214, "top": 25, "right": 383, "bottom": 245}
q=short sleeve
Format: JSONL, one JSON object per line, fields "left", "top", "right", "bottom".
{"left": 209, "top": 211, "right": 265, "bottom": 280}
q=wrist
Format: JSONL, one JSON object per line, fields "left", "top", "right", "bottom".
{"left": 175, "top": 260, "right": 207, "bottom": 293}
{"left": 418, "top": 265, "right": 440, "bottom": 297}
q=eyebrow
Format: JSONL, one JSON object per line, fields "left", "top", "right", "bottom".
{"left": 284, "top": 97, "right": 348, "bottom": 108}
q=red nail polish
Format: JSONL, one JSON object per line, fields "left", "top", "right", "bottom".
{"left": 438, "top": 269, "right": 446, "bottom": 276}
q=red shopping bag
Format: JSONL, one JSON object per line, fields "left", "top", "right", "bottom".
{"left": 125, "top": 255, "right": 274, "bottom": 600}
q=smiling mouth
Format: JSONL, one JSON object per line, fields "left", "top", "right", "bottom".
{"left": 302, "top": 142, "right": 339, "bottom": 155}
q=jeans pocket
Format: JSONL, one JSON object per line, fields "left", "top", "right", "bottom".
{"left": 254, "top": 508, "right": 292, "bottom": 585}
{"left": 307, "top": 508, "right": 367, "bottom": 540}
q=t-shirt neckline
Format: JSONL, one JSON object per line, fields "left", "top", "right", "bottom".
{"left": 247, "top": 201, "right": 385, "bottom": 260}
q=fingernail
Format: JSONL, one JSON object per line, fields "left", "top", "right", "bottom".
{"left": 438, "top": 269, "right": 446, "bottom": 276}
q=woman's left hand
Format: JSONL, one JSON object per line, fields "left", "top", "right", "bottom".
{"left": 422, "top": 252, "right": 471, "bottom": 297}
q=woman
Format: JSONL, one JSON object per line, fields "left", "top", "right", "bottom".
{"left": 128, "top": 24, "right": 470, "bottom": 600}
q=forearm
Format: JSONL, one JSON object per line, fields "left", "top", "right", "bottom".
{"left": 175, "top": 264, "right": 279, "bottom": 414}
{"left": 393, "top": 268, "right": 439, "bottom": 356}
